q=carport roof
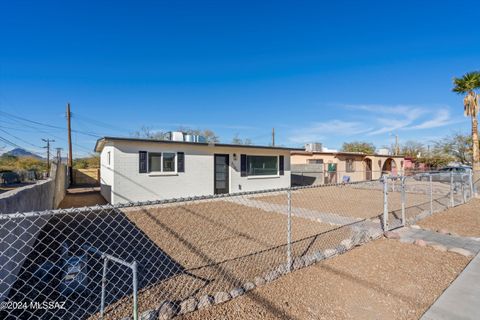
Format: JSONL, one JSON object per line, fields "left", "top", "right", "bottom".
{"left": 94, "top": 136, "right": 305, "bottom": 152}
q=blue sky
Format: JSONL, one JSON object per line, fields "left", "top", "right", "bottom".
{"left": 0, "top": 0, "right": 478, "bottom": 157}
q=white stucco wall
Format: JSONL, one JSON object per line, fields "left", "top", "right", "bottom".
{"left": 100, "top": 145, "right": 114, "bottom": 203}
{"left": 101, "top": 140, "right": 291, "bottom": 204}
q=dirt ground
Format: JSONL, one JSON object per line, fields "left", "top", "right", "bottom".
{"left": 57, "top": 187, "right": 107, "bottom": 208}
{"left": 256, "top": 184, "right": 434, "bottom": 220}
{"left": 179, "top": 239, "right": 470, "bottom": 320}
{"left": 418, "top": 198, "right": 480, "bottom": 237}
{"left": 98, "top": 200, "right": 351, "bottom": 319}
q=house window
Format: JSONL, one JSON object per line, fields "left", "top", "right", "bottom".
{"left": 247, "top": 155, "right": 278, "bottom": 176}
{"left": 107, "top": 151, "right": 111, "bottom": 165}
{"left": 148, "top": 153, "right": 162, "bottom": 172}
{"left": 308, "top": 159, "right": 323, "bottom": 164}
{"left": 147, "top": 152, "right": 177, "bottom": 173}
{"left": 346, "top": 158, "right": 355, "bottom": 172}
{"left": 163, "top": 152, "right": 176, "bottom": 172}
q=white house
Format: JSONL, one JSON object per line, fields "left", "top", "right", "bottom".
{"left": 94, "top": 135, "right": 300, "bottom": 204}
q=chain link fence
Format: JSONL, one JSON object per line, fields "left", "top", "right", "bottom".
{"left": 0, "top": 170, "right": 476, "bottom": 319}
{"left": 381, "top": 171, "right": 475, "bottom": 231}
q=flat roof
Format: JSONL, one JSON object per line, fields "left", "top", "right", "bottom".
{"left": 94, "top": 136, "right": 305, "bottom": 152}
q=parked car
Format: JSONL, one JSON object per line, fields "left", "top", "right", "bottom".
{"left": 0, "top": 171, "right": 21, "bottom": 185}
{"left": 413, "top": 166, "right": 471, "bottom": 183}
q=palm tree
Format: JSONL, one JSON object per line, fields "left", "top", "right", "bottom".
{"left": 453, "top": 71, "right": 480, "bottom": 188}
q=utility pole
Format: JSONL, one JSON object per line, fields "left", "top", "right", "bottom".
{"left": 42, "top": 138, "right": 55, "bottom": 177}
{"left": 272, "top": 128, "right": 275, "bottom": 147}
{"left": 66, "top": 103, "right": 73, "bottom": 185}
{"left": 395, "top": 134, "right": 399, "bottom": 156}
{"left": 55, "top": 147, "right": 63, "bottom": 163}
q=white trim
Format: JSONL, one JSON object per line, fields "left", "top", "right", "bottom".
{"left": 247, "top": 175, "right": 280, "bottom": 180}
{"left": 148, "top": 173, "right": 179, "bottom": 177}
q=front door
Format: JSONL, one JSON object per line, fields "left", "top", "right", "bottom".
{"left": 214, "top": 154, "right": 229, "bottom": 194}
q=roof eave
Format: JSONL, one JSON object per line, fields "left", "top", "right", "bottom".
{"left": 94, "top": 136, "right": 304, "bottom": 152}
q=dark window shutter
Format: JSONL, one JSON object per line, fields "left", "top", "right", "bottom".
{"left": 279, "top": 155, "right": 285, "bottom": 175}
{"left": 139, "top": 151, "right": 147, "bottom": 173}
{"left": 177, "top": 152, "right": 185, "bottom": 172}
{"left": 240, "top": 154, "right": 247, "bottom": 177}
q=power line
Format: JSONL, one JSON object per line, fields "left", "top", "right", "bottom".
{"left": 0, "top": 113, "right": 96, "bottom": 153}
{"left": 0, "top": 136, "right": 44, "bottom": 158}
{"left": 72, "top": 113, "right": 126, "bottom": 133}
{"left": 0, "top": 110, "right": 101, "bottom": 138}
{"left": 0, "top": 128, "right": 43, "bottom": 149}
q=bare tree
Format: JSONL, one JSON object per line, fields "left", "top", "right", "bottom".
{"left": 433, "top": 133, "right": 473, "bottom": 164}
{"left": 131, "top": 126, "right": 166, "bottom": 140}
{"left": 231, "top": 134, "right": 252, "bottom": 145}
{"left": 401, "top": 140, "right": 426, "bottom": 157}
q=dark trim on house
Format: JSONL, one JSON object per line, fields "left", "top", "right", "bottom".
{"left": 214, "top": 153, "right": 230, "bottom": 195}
{"left": 95, "top": 136, "right": 304, "bottom": 152}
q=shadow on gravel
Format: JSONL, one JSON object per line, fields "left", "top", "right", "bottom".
{"left": 2, "top": 208, "right": 183, "bottom": 320}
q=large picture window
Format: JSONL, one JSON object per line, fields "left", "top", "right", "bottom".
{"left": 247, "top": 155, "right": 278, "bottom": 176}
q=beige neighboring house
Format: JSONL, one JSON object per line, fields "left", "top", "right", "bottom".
{"left": 291, "top": 150, "right": 405, "bottom": 185}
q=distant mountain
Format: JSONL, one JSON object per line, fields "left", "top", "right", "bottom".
{"left": 3, "top": 148, "right": 44, "bottom": 160}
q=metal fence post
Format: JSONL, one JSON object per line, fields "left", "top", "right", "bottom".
{"left": 450, "top": 171, "right": 454, "bottom": 207}
{"left": 429, "top": 175, "right": 433, "bottom": 215}
{"left": 401, "top": 176, "right": 406, "bottom": 226}
{"left": 132, "top": 261, "right": 138, "bottom": 320}
{"left": 287, "top": 189, "right": 292, "bottom": 272}
{"left": 382, "top": 175, "right": 388, "bottom": 231}
{"left": 100, "top": 256, "right": 108, "bottom": 319}
{"left": 469, "top": 171, "right": 474, "bottom": 200}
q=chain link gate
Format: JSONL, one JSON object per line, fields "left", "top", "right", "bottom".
{"left": 381, "top": 171, "right": 474, "bottom": 231}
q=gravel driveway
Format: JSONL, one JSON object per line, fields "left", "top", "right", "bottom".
{"left": 99, "top": 199, "right": 346, "bottom": 319}
{"left": 179, "top": 239, "right": 470, "bottom": 320}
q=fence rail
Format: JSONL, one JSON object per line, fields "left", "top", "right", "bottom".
{"left": 0, "top": 170, "right": 477, "bottom": 319}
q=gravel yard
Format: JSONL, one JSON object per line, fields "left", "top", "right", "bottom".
{"left": 255, "top": 184, "right": 434, "bottom": 220}
{"left": 418, "top": 198, "right": 480, "bottom": 237}
{"left": 179, "top": 239, "right": 470, "bottom": 320}
{"left": 99, "top": 199, "right": 348, "bottom": 319}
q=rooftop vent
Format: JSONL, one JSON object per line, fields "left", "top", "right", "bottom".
{"left": 166, "top": 131, "right": 207, "bottom": 143}
{"left": 305, "top": 143, "right": 323, "bottom": 152}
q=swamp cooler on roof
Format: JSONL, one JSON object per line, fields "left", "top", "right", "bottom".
{"left": 166, "top": 131, "right": 207, "bottom": 143}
